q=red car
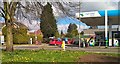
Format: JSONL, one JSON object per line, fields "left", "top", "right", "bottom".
{"left": 49, "top": 39, "right": 62, "bottom": 45}
{"left": 67, "top": 39, "right": 74, "bottom": 44}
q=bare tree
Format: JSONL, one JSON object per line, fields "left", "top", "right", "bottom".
{"left": 0, "top": 1, "right": 81, "bottom": 51}
{"left": 0, "top": 1, "right": 18, "bottom": 51}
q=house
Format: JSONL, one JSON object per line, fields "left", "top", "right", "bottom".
{"left": 0, "top": 21, "right": 43, "bottom": 37}
{"left": 27, "top": 29, "right": 43, "bottom": 36}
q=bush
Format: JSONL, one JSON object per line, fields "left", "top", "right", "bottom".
{"left": 42, "top": 38, "right": 50, "bottom": 44}
{"left": 29, "top": 34, "right": 43, "bottom": 44}
{"left": 13, "top": 33, "right": 29, "bottom": 44}
{"left": 2, "top": 26, "right": 29, "bottom": 44}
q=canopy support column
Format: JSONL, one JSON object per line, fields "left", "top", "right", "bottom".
{"left": 105, "top": 10, "right": 108, "bottom": 48}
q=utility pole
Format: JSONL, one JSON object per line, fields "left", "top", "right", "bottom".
{"left": 78, "top": 2, "right": 81, "bottom": 48}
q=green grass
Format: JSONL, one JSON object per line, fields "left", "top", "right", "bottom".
{"left": 2, "top": 49, "right": 119, "bottom": 62}
{"left": 2, "top": 49, "right": 89, "bottom": 62}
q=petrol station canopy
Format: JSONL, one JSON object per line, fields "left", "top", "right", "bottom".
{"left": 75, "top": 10, "right": 120, "bottom": 26}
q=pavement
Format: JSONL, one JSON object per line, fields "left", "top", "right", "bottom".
{"left": 0, "top": 44, "right": 120, "bottom": 54}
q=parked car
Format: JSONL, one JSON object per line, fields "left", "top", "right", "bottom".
{"left": 67, "top": 39, "right": 74, "bottom": 44}
{"left": 49, "top": 39, "right": 62, "bottom": 45}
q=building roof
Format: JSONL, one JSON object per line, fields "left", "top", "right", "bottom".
{"left": 76, "top": 10, "right": 120, "bottom": 26}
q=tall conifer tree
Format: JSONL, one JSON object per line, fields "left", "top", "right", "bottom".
{"left": 40, "top": 2, "right": 58, "bottom": 38}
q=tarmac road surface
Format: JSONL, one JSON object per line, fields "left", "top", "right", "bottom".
{"left": 0, "top": 44, "right": 119, "bottom": 54}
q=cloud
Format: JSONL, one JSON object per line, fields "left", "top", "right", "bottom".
{"left": 57, "top": 24, "right": 69, "bottom": 34}
{"left": 81, "top": 2, "right": 119, "bottom": 12}
{"left": 80, "top": 0, "right": 120, "bottom": 2}
{"left": 17, "top": 18, "right": 40, "bottom": 30}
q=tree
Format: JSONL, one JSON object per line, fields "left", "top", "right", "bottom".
{"left": 2, "top": 22, "right": 29, "bottom": 44}
{"left": 67, "top": 23, "right": 73, "bottom": 33}
{"left": 80, "top": 31, "right": 84, "bottom": 35}
{"left": 0, "top": 1, "right": 81, "bottom": 51}
{"left": 40, "top": 2, "right": 58, "bottom": 38}
{"left": 60, "top": 30, "right": 64, "bottom": 38}
{"left": 0, "top": 2, "right": 44, "bottom": 51}
{"left": 66, "top": 23, "right": 78, "bottom": 38}
{"left": 61, "top": 30, "right": 63, "bottom": 35}
{"left": 0, "top": 2, "right": 18, "bottom": 51}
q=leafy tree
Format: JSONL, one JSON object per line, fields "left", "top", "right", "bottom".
{"left": 71, "top": 29, "right": 78, "bottom": 36}
{"left": 67, "top": 23, "right": 78, "bottom": 33}
{"left": 67, "top": 23, "right": 73, "bottom": 33}
{"left": 60, "top": 30, "right": 65, "bottom": 38}
{"left": 40, "top": 2, "right": 58, "bottom": 38}
{"left": 66, "top": 23, "right": 78, "bottom": 38}
{"left": 80, "top": 31, "right": 84, "bottom": 35}
{"left": 55, "top": 31, "right": 60, "bottom": 38}
{"left": 80, "top": 31, "right": 84, "bottom": 38}
{"left": 61, "top": 30, "right": 64, "bottom": 35}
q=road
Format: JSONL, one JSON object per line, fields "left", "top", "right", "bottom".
{"left": 0, "top": 44, "right": 120, "bottom": 54}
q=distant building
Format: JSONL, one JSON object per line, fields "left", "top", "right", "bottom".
{"left": 27, "top": 30, "right": 43, "bottom": 36}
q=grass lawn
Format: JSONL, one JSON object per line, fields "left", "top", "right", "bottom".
{"left": 1, "top": 49, "right": 119, "bottom": 62}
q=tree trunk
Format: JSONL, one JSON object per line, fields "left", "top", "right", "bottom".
{"left": 3, "top": 2, "right": 18, "bottom": 52}
{"left": 6, "top": 24, "right": 13, "bottom": 52}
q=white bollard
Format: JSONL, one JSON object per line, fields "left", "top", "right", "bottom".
{"left": 1, "top": 36, "right": 4, "bottom": 45}
{"left": 30, "top": 38, "right": 32, "bottom": 44}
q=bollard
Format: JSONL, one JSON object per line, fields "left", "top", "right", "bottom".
{"left": 62, "top": 40, "right": 65, "bottom": 51}
{"left": 30, "top": 38, "right": 32, "bottom": 44}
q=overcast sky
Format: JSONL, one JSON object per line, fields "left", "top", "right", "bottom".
{"left": 81, "top": 2, "right": 119, "bottom": 12}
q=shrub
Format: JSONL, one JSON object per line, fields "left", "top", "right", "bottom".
{"left": 2, "top": 26, "right": 29, "bottom": 44}
{"left": 29, "top": 34, "right": 43, "bottom": 44}
{"left": 13, "top": 33, "right": 29, "bottom": 44}
{"left": 42, "top": 38, "right": 50, "bottom": 44}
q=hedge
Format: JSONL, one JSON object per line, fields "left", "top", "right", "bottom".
{"left": 2, "top": 26, "right": 43, "bottom": 44}
{"left": 29, "top": 34, "right": 43, "bottom": 44}
{"left": 2, "top": 26, "right": 29, "bottom": 44}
